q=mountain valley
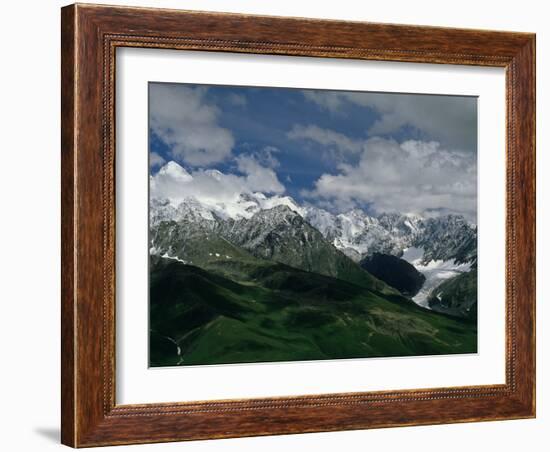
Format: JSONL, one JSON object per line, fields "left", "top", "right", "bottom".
{"left": 149, "top": 161, "right": 479, "bottom": 366}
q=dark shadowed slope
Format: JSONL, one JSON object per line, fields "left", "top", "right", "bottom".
{"left": 360, "top": 253, "right": 426, "bottom": 296}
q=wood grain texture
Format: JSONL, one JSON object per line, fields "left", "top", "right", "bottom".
{"left": 60, "top": 3, "right": 536, "bottom": 447}
{"left": 60, "top": 5, "right": 76, "bottom": 446}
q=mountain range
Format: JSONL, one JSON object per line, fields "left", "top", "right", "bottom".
{"left": 148, "top": 161, "right": 478, "bottom": 366}
{"left": 151, "top": 164, "right": 477, "bottom": 265}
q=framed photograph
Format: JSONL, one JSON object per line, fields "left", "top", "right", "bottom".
{"left": 61, "top": 3, "right": 536, "bottom": 447}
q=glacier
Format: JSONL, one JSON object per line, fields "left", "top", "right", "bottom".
{"left": 401, "top": 247, "right": 472, "bottom": 308}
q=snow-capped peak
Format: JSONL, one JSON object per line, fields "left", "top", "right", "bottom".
{"left": 259, "top": 195, "right": 303, "bottom": 216}
{"left": 150, "top": 161, "right": 476, "bottom": 266}
{"left": 157, "top": 161, "right": 192, "bottom": 180}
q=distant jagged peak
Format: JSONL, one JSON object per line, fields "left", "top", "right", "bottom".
{"left": 156, "top": 160, "right": 192, "bottom": 180}
{"left": 241, "top": 204, "right": 306, "bottom": 229}
{"left": 175, "top": 196, "right": 217, "bottom": 221}
{"left": 236, "top": 192, "right": 259, "bottom": 203}
{"left": 149, "top": 164, "right": 476, "bottom": 266}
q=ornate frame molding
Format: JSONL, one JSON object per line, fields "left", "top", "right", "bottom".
{"left": 61, "top": 4, "right": 535, "bottom": 447}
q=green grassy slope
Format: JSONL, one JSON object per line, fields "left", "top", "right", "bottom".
{"left": 150, "top": 258, "right": 477, "bottom": 367}
{"left": 428, "top": 269, "right": 478, "bottom": 322}
{"left": 152, "top": 219, "right": 397, "bottom": 296}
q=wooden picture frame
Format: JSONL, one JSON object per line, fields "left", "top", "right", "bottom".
{"left": 61, "top": 3, "right": 536, "bottom": 447}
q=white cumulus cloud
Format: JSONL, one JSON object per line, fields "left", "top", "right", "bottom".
{"left": 287, "top": 124, "right": 362, "bottom": 155}
{"left": 150, "top": 158, "right": 285, "bottom": 209}
{"left": 302, "top": 90, "right": 477, "bottom": 152}
{"left": 235, "top": 154, "right": 285, "bottom": 193}
{"left": 149, "top": 83, "right": 235, "bottom": 166}
{"left": 303, "top": 137, "right": 477, "bottom": 220}
{"left": 149, "top": 152, "right": 166, "bottom": 169}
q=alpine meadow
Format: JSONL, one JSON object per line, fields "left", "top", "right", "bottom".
{"left": 148, "top": 82, "right": 478, "bottom": 367}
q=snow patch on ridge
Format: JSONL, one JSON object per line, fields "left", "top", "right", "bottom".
{"left": 161, "top": 252, "right": 189, "bottom": 265}
{"left": 149, "top": 162, "right": 477, "bottom": 308}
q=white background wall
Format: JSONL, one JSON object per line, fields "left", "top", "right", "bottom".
{"left": 0, "top": 1, "right": 546, "bottom": 450}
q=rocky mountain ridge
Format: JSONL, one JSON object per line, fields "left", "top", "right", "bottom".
{"left": 151, "top": 192, "right": 477, "bottom": 267}
{"left": 149, "top": 161, "right": 477, "bottom": 319}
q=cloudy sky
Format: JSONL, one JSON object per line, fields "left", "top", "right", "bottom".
{"left": 149, "top": 82, "right": 477, "bottom": 221}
